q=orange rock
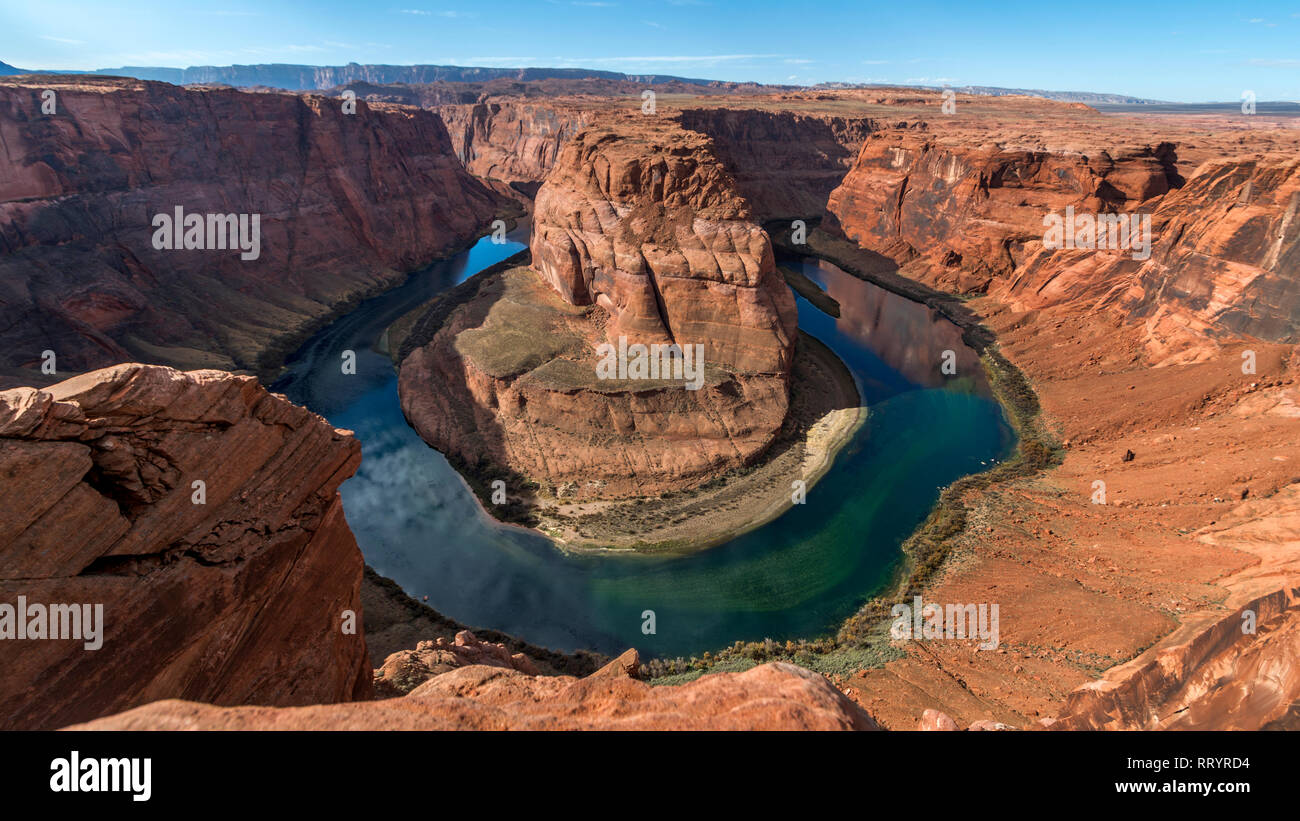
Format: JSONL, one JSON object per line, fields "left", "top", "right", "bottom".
{"left": 373, "top": 630, "right": 540, "bottom": 698}
{"left": 0, "top": 364, "right": 370, "bottom": 729}
{"left": 919, "top": 708, "right": 958, "bottom": 731}
{"left": 70, "top": 662, "right": 882, "bottom": 731}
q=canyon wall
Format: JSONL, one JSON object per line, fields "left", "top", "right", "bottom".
{"left": 824, "top": 131, "right": 1178, "bottom": 289}
{"left": 0, "top": 76, "right": 502, "bottom": 388}
{"left": 0, "top": 364, "right": 370, "bottom": 730}
{"left": 678, "top": 108, "right": 878, "bottom": 221}
{"left": 437, "top": 101, "right": 594, "bottom": 193}
{"left": 824, "top": 129, "right": 1299, "bottom": 356}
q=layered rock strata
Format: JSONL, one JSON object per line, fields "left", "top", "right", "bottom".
{"left": 0, "top": 364, "right": 370, "bottom": 730}
{"left": 678, "top": 107, "right": 878, "bottom": 220}
{"left": 0, "top": 76, "right": 502, "bottom": 388}
{"left": 399, "top": 117, "right": 799, "bottom": 500}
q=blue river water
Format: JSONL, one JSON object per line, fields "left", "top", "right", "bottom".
{"left": 273, "top": 224, "right": 1013, "bottom": 658}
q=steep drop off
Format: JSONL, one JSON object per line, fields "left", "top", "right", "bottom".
{"left": 0, "top": 364, "right": 370, "bottom": 730}
{"left": 0, "top": 76, "right": 502, "bottom": 388}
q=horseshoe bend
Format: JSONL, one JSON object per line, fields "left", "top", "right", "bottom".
{"left": 2, "top": 8, "right": 1300, "bottom": 751}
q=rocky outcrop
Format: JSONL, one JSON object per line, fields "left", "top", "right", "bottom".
{"left": 824, "top": 131, "right": 1178, "bottom": 292}
{"left": 0, "top": 76, "right": 502, "bottom": 388}
{"left": 372, "top": 630, "right": 540, "bottom": 698}
{"left": 530, "top": 118, "right": 798, "bottom": 374}
{"left": 0, "top": 364, "right": 370, "bottom": 730}
{"left": 678, "top": 108, "right": 878, "bottom": 221}
{"left": 71, "top": 661, "right": 881, "bottom": 730}
{"left": 399, "top": 117, "right": 799, "bottom": 500}
{"left": 1119, "top": 156, "right": 1300, "bottom": 345}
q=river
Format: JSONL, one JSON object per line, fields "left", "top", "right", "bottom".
{"left": 272, "top": 223, "right": 1014, "bottom": 658}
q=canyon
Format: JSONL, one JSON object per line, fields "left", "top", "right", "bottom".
{"left": 1, "top": 72, "right": 1297, "bottom": 730}
{"left": 0, "top": 76, "right": 504, "bottom": 389}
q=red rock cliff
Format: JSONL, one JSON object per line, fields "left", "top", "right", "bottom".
{"left": 0, "top": 76, "right": 502, "bottom": 388}
{"left": 437, "top": 100, "right": 593, "bottom": 193}
{"left": 678, "top": 107, "right": 878, "bottom": 221}
{"left": 0, "top": 364, "right": 370, "bottom": 730}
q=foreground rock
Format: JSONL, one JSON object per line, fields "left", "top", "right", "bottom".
{"left": 399, "top": 115, "right": 800, "bottom": 503}
{"left": 71, "top": 661, "right": 880, "bottom": 731}
{"left": 372, "top": 630, "right": 540, "bottom": 698}
{"left": 0, "top": 76, "right": 502, "bottom": 388}
{"left": 0, "top": 364, "right": 370, "bottom": 730}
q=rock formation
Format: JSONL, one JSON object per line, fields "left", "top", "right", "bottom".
{"left": 71, "top": 661, "right": 881, "bottom": 731}
{"left": 373, "top": 630, "right": 540, "bottom": 698}
{"left": 437, "top": 100, "right": 593, "bottom": 195}
{"left": 0, "top": 76, "right": 502, "bottom": 388}
{"left": 529, "top": 119, "right": 797, "bottom": 374}
{"left": 824, "top": 131, "right": 1178, "bottom": 292}
{"left": 399, "top": 116, "right": 799, "bottom": 500}
{"left": 0, "top": 364, "right": 370, "bottom": 730}
{"left": 823, "top": 126, "right": 1298, "bottom": 360}
{"left": 678, "top": 107, "right": 878, "bottom": 221}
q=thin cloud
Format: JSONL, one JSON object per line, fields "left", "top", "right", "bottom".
{"left": 40, "top": 35, "right": 84, "bottom": 45}
{"left": 399, "top": 9, "right": 476, "bottom": 16}
{"left": 556, "top": 53, "right": 784, "bottom": 65}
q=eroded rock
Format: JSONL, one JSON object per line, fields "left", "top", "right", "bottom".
{"left": 0, "top": 364, "right": 370, "bottom": 730}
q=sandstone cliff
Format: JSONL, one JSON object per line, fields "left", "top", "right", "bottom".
{"left": 0, "top": 364, "right": 370, "bottom": 730}
{"left": 0, "top": 76, "right": 502, "bottom": 388}
{"left": 824, "top": 128, "right": 1299, "bottom": 358}
{"left": 678, "top": 107, "right": 878, "bottom": 221}
{"left": 824, "top": 131, "right": 1178, "bottom": 290}
{"left": 437, "top": 100, "right": 593, "bottom": 194}
{"left": 399, "top": 117, "right": 799, "bottom": 501}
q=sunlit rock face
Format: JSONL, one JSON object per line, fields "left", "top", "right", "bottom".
{"left": 0, "top": 364, "right": 371, "bottom": 730}
{"left": 400, "top": 116, "right": 799, "bottom": 500}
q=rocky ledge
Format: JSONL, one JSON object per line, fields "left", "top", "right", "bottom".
{"left": 71, "top": 660, "right": 880, "bottom": 731}
{"left": 0, "top": 364, "right": 371, "bottom": 730}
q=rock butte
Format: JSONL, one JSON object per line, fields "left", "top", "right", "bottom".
{"left": 1, "top": 76, "right": 1299, "bottom": 729}
{"left": 398, "top": 114, "right": 800, "bottom": 500}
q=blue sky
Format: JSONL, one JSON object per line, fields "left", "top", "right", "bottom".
{"left": 4, "top": 0, "right": 1299, "bottom": 101}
